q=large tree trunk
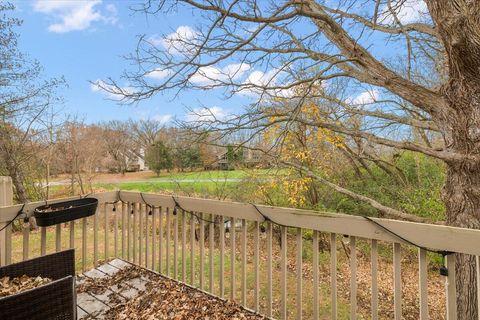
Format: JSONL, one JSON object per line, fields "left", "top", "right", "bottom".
{"left": 443, "top": 163, "right": 480, "bottom": 318}
{"left": 426, "top": 1, "right": 480, "bottom": 317}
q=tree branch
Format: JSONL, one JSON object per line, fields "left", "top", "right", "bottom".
{"left": 281, "top": 159, "right": 431, "bottom": 223}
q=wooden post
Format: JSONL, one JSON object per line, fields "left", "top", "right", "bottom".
{"left": 0, "top": 177, "right": 14, "bottom": 266}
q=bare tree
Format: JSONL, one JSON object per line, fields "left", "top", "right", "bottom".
{"left": 58, "top": 121, "right": 106, "bottom": 195}
{"left": 102, "top": 0, "right": 480, "bottom": 316}
{"left": 128, "top": 119, "right": 164, "bottom": 159}
{"left": 103, "top": 120, "right": 135, "bottom": 175}
{"left": 0, "top": 3, "right": 64, "bottom": 202}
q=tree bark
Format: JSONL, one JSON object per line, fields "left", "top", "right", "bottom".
{"left": 443, "top": 162, "right": 480, "bottom": 318}
{"left": 425, "top": 1, "right": 480, "bottom": 317}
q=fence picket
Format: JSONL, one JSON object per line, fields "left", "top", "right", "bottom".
{"left": 313, "top": 231, "right": 319, "bottom": 320}
{"left": 133, "top": 203, "right": 137, "bottom": 263}
{"left": 82, "top": 217, "right": 87, "bottom": 271}
{"left": 209, "top": 214, "right": 214, "bottom": 293}
{"left": 230, "top": 217, "right": 236, "bottom": 301}
{"left": 182, "top": 209, "right": 186, "bottom": 282}
{"left": 121, "top": 202, "right": 126, "bottom": 259}
{"left": 219, "top": 215, "right": 225, "bottom": 297}
{"left": 267, "top": 222, "right": 273, "bottom": 318}
{"left": 241, "top": 219, "right": 247, "bottom": 306}
{"left": 166, "top": 207, "right": 171, "bottom": 276}
{"left": 296, "top": 228, "right": 303, "bottom": 320}
{"left": 152, "top": 206, "right": 156, "bottom": 270}
{"left": 114, "top": 202, "right": 118, "bottom": 258}
{"left": 190, "top": 212, "right": 195, "bottom": 285}
{"left": 393, "top": 243, "right": 402, "bottom": 320}
{"left": 94, "top": 209, "right": 98, "bottom": 267}
{"left": 174, "top": 208, "right": 178, "bottom": 279}
{"left": 200, "top": 212, "right": 205, "bottom": 290}
{"left": 159, "top": 206, "right": 163, "bottom": 272}
{"left": 254, "top": 221, "right": 260, "bottom": 311}
{"left": 69, "top": 221, "right": 74, "bottom": 249}
{"left": 127, "top": 202, "right": 132, "bottom": 261}
{"left": 446, "top": 254, "right": 457, "bottom": 320}
{"left": 22, "top": 223, "right": 29, "bottom": 261}
{"left": 350, "top": 236, "right": 357, "bottom": 319}
{"left": 330, "top": 233, "right": 337, "bottom": 320}
{"left": 139, "top": 204, "right": 144, "bottom": 266}
{"left": 371, "top": 239, "right": 378, "bottom": 320}
{"left": 41, "top": 227, "right": 46, "bottom": 256}
{"left": 145, "top": 204, "right": 149, "bottom": 268}
{"left": 55, "top": 224, "right": 61, "bottom": 252}
{"left": 105, "top": 203, "right": 109, "bottom": 260}
{"left": 419, "top": 248, "right": 428, "bottom": 319}
{"left": 281, "top": 226, "right": 288, "bottom": 320}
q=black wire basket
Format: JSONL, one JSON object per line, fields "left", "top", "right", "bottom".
{"left": 34, "top": 197, "right": 98, "bottom": 227}
{"left": 0, "top": 249, "right": 76, "bottom": 320}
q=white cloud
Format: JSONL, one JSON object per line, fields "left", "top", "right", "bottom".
{"left": 90, "top": 79, "right": 133, "bottom": 100}
{"left": 185, "top": 106, "right": 227, "bottom": 123}
{"left": 380, "top": 0, "right": 428, "bottom": 25}
{"left": 190, "top": 63, "right": 251, "bottom": 86}
{"left": 238, "top": 68, "right": 295, "bottom": 98}
{"left": 150, "top": 25, "right": 200, "bottom": 55}
{"left": 33, "top": 0, "right": 117, "bottom": 33}
{"left": 146, "top": 68, "right": 172, "bottom": 80}
{"left": 349, "top": 89, "right": 380, "bottom": 105}
{"left": 152, "top": 114, "right": 173, "bottom": 124}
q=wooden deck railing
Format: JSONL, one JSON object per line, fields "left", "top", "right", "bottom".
{"left": 1, "top": 177, "right": 480, "bottom": 319}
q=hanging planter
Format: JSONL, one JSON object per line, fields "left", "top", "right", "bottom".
{"left": 34, "top": 198, "right": 98, "bottom": 227}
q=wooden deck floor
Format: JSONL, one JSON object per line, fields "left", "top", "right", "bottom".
{"left": 76, "top": 259, "right": 146, "bottom": 319}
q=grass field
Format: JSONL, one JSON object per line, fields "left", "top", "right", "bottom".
{"left": 147, "top": 169, "right": 266, "bottom": 180}
{"left": 97, "top": 180, "right": 240, "bottom": 196}
{"left": 94, "top": 168, "right": 286, "bottom": 197}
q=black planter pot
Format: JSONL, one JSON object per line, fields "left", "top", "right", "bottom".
{"left": 34, "top": 198, "right": 98, "bottom": 227}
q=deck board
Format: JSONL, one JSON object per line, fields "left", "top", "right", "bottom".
{"left": 76, "top": 259, "right": 146, "bottom": 319}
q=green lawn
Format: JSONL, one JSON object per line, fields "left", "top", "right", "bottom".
{"left": 98, "top": 181, "right": 240, "bottom": 195}
{"left": 147, "top": 168, "right": 287, "bottom": 181}
{"left": 96, "top": 168, "right": 287, "bottom": 197}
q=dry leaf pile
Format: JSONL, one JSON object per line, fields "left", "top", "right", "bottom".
{"left": 0, "top": 275, "right": 52, "bottom": 297}
{"left": 79, "top": 266, "right": 267, "bottom": 320}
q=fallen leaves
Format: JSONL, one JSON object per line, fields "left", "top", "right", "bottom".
{"left": 79, "top": 265, "right": 267, "bottom": 320}
{"left": 0, "top": 275, "right": 52, "bottom": 297}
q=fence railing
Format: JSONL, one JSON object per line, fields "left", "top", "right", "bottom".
{"left": 1, "top": 177, "right": 480, "bottom": 319}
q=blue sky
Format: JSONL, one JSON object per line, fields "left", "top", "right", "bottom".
{"left": 14, "top": 0, "right": 249, "bottom": 124}
{"left": 13, "top": 0, "right": 428, "bottom": 125}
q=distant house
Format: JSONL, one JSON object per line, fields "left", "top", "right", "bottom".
{"left": 210, "top": 146, "right": 264, "bottom": 170}
{"left": 126, "top": 148, "right": 148, "bottom": 172}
